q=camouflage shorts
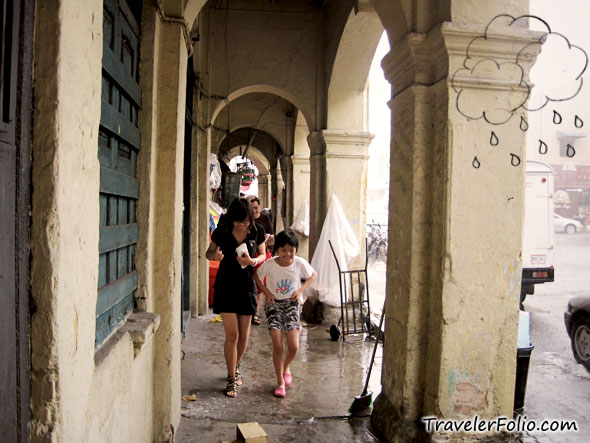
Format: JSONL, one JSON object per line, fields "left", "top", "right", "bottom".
{"left": 265, "top": 298, "right": 300, "bottom": 331}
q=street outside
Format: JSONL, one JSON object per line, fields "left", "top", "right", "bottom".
{"left": 365, "top": 233, "right": 590, "bottom": 440}
{"left": 523, "top": 233, "right": 590, "bottom": 441}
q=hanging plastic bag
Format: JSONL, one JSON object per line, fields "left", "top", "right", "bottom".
{"left": 209, "top": 200, "right": 224, "bottom": 229}
{"left": 310, "top": 195, "right": 359, "bottom": 306}
{"left": 210, "top": 153, "right": 222, "bottom": 189}
{"left": 291, "top": 199, "right": 310, "bottom": 237}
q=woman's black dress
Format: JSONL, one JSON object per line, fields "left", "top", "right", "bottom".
{"left": 211, "top": 223, "right": 265, "bottom": 315}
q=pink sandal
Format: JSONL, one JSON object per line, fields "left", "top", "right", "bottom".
{"left": 283, "top": 373, "right": 293, "bottom": 387}
{"left": 273, "top": 386, "right": 286, "bottom": 398}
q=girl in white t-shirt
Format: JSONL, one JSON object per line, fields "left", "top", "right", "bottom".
{"left": 255, "top": 230, "right": 317, "bottom": 398}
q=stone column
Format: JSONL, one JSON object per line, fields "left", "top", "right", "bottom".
{"left": 307, "top": 130, "right": 372, "bottom": 259}
{"left": 271, "top": 164, "right": 285, "bottom": 233}
{"left": 257, "top": 173, "right": 270, "bottom": 208}
{"left": 307, "top": 131, "right": 327, "bottom": 258}
{"left": 292, "top": 154, "right": 311, "bottom": 260}
{"left": 323, "top": 130, "right": 372, "bottom": 255}
{"left": 371, "top": 22, "right": 541, "bottom": 441}
{"left": 194, "top": 123, "right": 211, "bottom": 316}
{"left": 150, "top": 20, "right": 187, "bottom": 441}
{"left": 281, "top": 155, "right": 294, "bottom": 226}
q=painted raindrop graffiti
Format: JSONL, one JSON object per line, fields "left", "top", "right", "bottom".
{"left": 490, "top": 131, "right": 499, "bottom": 146}
{"left": 539, "top": 140, "right": 548, "bottom": 155}
{"left": 511, "top": 154, "right": 521, "bottom": 166}
{"left": 449, "top": 14, "right": 587, "bottom": 168}
{"left": 567, "top": 144, "right": 576, "bottom": 157}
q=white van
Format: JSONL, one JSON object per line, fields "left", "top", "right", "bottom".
{"left": 521, "top": 161, "right": 555, "bottom": 306}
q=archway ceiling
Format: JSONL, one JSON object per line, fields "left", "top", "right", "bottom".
{"left": 190, "top": 0, "right": 407, "bottom": 143}
{"left": 213, "top": 93, "right": 295, "bottom": 155}
{"left": 192, "top": 0, "right": 365, "bottom": 133}
{"left": 222, "top": 145, "right": 271, "bottom": 176}
{"left": 217, "top": 128, "right": 279, "bottom": 172}
{"left": 327, "top": 3, "right": 384, "bottom": 129}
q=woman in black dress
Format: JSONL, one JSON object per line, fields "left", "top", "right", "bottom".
{"left": 205, "top": 198, "right": 266, "bottom": 397}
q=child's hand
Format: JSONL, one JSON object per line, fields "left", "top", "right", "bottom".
{"left": 291, "top": 289, "right": 303, "bottom": 302}
{"left": 265, "top": 292, "right": 275, "bottom": 305}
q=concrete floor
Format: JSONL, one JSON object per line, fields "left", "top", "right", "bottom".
{"left": 177, "top": 312, "right": 384, "bottom": 443}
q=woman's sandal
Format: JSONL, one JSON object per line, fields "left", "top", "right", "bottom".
{"left": 224, "top": 376, "right": 238, "bottom": 397}
{"left": 234, "top": 365, "right": 243, "bottom": 386}
{"left": 252, "top": 314, "right": 261, "bottom": 326}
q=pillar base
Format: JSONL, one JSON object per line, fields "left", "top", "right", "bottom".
{"left": 371, "top": 393, "right": 426, "bottom": 442}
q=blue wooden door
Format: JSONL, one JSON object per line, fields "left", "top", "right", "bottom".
{"left": 96, "top": 0, "right": 142, "bottom": 346}
{"left": 0, "top": 0, "right": 33, "bottom": 440}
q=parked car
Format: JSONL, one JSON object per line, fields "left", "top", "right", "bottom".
{"left": 554, "top": 213, "right": 583, "bottom": 234}
{"left": 564, "top": 296, "right": 590, "bottom": 371}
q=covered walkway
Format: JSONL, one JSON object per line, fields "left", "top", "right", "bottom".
{"left": 177, "top": 313, "right": 383, "bottom": 442}
{"left": 176, "top": 289, "right": 589, "bottom": 443}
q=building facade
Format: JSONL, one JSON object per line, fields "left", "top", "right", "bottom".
{"left": 0, "top": 0, "right": 555, "bottom": 441}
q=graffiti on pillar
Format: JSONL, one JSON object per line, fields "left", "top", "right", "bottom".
{"left": 450, "top": 14, "right": 588, "bottom": 168}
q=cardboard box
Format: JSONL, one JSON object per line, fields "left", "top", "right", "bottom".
{"left": 237, "top": 422, "right": 267, "bottom": 442}
{"left": 218, "top": 422, "right": 268, "bottom": 443}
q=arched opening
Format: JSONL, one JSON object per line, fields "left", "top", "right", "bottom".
{"left": 181, "top": 2, "right": 404, "bottom": 439}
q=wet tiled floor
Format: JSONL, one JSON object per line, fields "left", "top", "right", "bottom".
{"left": 177, "top": 312, "right": 383, "bottom": 443}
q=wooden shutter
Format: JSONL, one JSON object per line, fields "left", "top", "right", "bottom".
{"left": 97, "top": 0, "right": 141, "bottom": 347}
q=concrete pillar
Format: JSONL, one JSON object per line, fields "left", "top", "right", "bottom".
{"left": 279, "top": 155, "right": 294, "bottom": 227}
{"left": 258, "top": 173, "right": 270, "bottom": 208}
{"left": 193, "top": 123, "right": 211, "bottom": 317}
{"left": 372, "top": 22, "right": 541, "bottom": 440}
{"left": 30, "top": 1, "right": 103, "bottom": 440}
{"left": 323, "top": 129, "right": 372, "bottom": 256}
{"left": 307, "top": 130, "right": 372, "bottom": 259}
{"left": 308, "top": 131, "right": 327, "bottom": 258}
{"left": 271, "top": 164, "right": 285, "bottom": 234}
{"left": 292, "top": 117, "right": 311, "bottom": 260}
{"left": 292, "top": 154, "right": 311, "bottom": 261}
{"left": 150, "top": 20, "right": 187, "bottom": 441}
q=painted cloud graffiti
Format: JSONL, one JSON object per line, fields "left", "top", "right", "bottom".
{"left": 523, "top": 30, "right": 588, "bottom": 111}
{"left": 451, "top": 14, "right": 588, "bottom": 125}
{"left": 451, "top": 14, "right": 588, "bottom": 168}
{"left": 453, "top": 58, "right": 530, "bottom": 124}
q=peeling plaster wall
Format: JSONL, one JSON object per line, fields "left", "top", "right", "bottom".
{"left": 435, "top": 108, "right": 525, "bottom": 418}
{"left": 31, "top": 1, "right": 103, "bottom": 440}
{"left": 30, "top": 1, "right": 165, "bottom": 441}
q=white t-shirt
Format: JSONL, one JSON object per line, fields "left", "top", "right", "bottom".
{"left": 256, "top": 256, "right": 315, "bottom": 301}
